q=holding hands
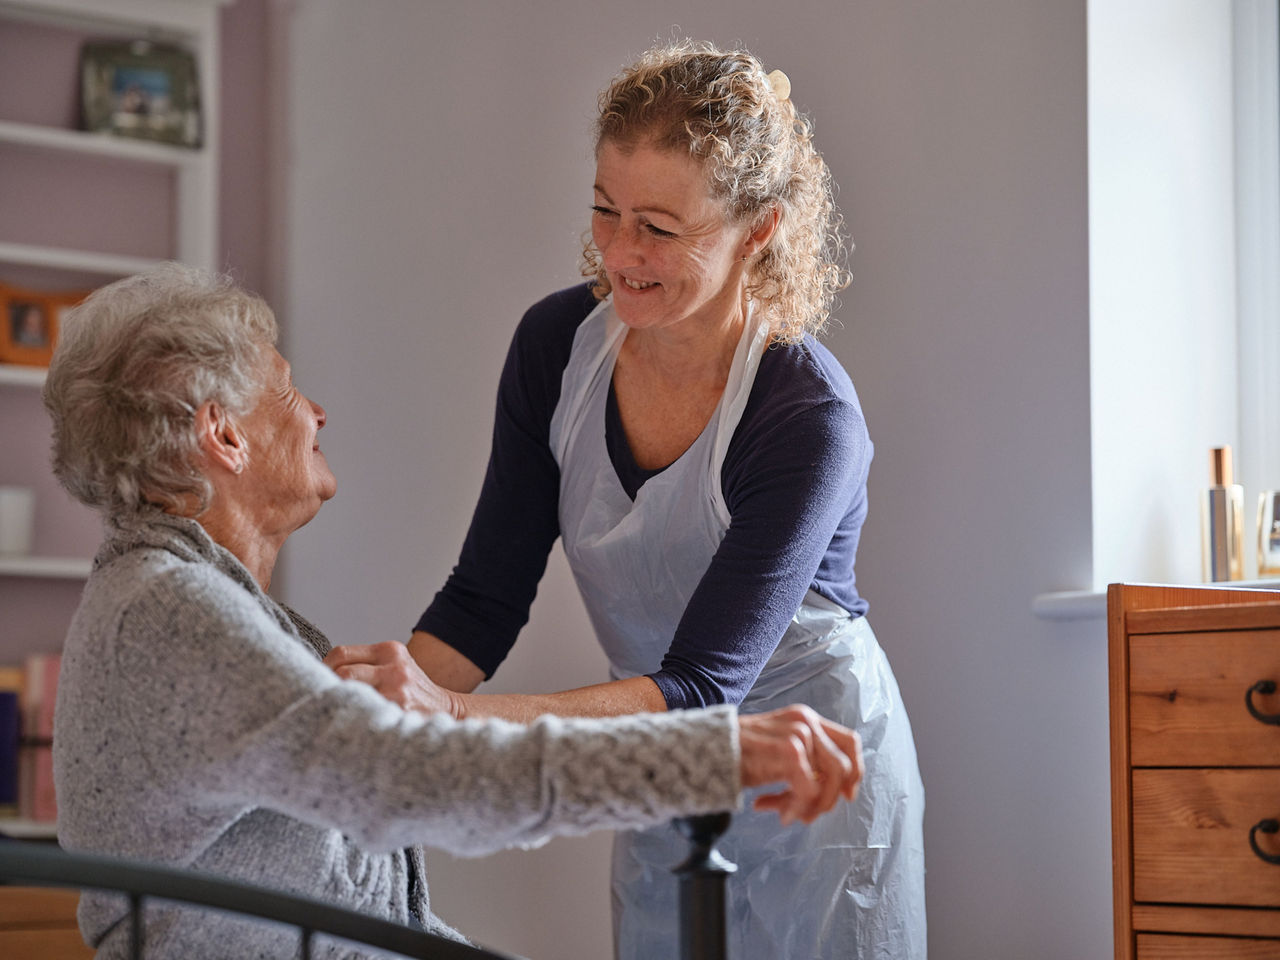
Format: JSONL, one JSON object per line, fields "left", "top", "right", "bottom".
{"left": 325, "top": 642, "right": 862, "bottom": 825}
{"left": 325, "top": 641, "right": 464, "bottom": 718}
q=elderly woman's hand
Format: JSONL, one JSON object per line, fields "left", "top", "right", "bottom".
{"left": 324, "top": 642, "right": 466, "bottom": 719}
{"left": 737, "top": 705, "right": 862, "bottom": 826}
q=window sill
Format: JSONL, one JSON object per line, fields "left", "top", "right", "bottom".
{"left": 1032, "top": 579, "right": 1280, "bottom": 621}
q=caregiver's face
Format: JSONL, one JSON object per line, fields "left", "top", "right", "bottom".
{"left": 591, "top": 139, "right": 752, "bottom": 335}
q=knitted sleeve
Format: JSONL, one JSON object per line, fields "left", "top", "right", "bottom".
{"left": 109, "top": 565, "right": 741, "bottom": 856}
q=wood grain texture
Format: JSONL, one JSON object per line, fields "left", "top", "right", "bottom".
{"left": 1137, "top": 933, "right": 1280, "bottom": 959}
{"left": 1133, "top": 768, "right": 1280, "bottom": 907}
{"left": 1129, "top": 631, "right": 1280, "bottom": 766}
{"left": 1110, "top": 584, "right": 1280, "bottom": 960}
{"left": 1110, "top": 585, "right": 1139, "bottom": 960}
{"left": 1133, "top": 904, "right": 1280, "bottom": 938}
{"left": 0, "top": 928, "right": 93, "bottom": 960}
{"left": 0, "top": 887, "right": 89, "bottom": 959}
{"left": 1131, "top": 604, "right": 1280, "bottom": 635}
{"left": 0, "top": 886, "right": 80, "bottom": 928}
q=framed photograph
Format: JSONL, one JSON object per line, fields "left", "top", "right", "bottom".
{"left": 80, "top": 40, "right": 202, "bottom": 148}
{"left": 0, "top": 286, "right": 87, "bottom": 368}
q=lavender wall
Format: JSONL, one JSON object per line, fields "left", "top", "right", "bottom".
{"left": 276, "top": 3, "right": 1100, "bottom": 959}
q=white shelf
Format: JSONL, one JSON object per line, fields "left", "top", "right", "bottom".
{"left": 0, "top": 817, "right": 57, "bottom": 840}
{"left": 0, "top": 555, "right": 91, "bottom": 579}
{"left": 0, "top": 118, "right": 207, "bottom": 167}
{"left": 0, "top": 363, "right": 46, "bottom": 387}
{"left": 0, "top": 241, "right": 163, "bottom": 277}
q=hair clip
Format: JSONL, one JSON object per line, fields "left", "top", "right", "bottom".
{"left": 767, "top": 69, "right": 791, "bottom": 102}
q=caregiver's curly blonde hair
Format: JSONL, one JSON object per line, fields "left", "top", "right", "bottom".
{"left": 581, "top": 39, "right": 850, "bottom": 344}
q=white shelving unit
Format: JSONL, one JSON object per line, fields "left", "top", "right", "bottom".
{"left": 0, "top": 555, "right": 93, "bottom": 579}
{"left": 0, "top": 0, "right": 223, "bottom": 580}
{"left": 0, "top": 2, "right": 226, "bottom": 847}
{"left": 0, "top": 363, "right": 45, "bottom": 387}
{"left": 0, "top": 817, "right": 59, "bottom": 840}
{"left": 0, "top": 0, "right": 224, "bottom": 271}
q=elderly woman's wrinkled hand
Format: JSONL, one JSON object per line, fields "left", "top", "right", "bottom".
{"left": 324, "top": 642, "right": 467, "bottom": 719}
{"left": 737, "top": 705, "right": 862, "bottom": 826}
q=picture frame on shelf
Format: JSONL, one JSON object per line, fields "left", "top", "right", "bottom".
{"left": 0, "top": 286, "right": 86, "bottom": 368}
{"left": 80, "top": 39, "right": 202, "bottom": 148}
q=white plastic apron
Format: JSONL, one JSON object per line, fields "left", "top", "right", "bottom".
{"left": 549, "top": 298, "right": 926, "bottom": 960}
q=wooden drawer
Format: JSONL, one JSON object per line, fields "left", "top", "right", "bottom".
{"left": 1133, "top": 769, "right": 1280, "bottom": 906}
{"left": 0, "top": 886, "right": 91, "bottom": 959}
{"left": 0, "top": 886, "right": 81, "bottom": 926}
{"left": 1130, "top": 631, "right": 1280, "bottom": 767}
{"left": 1138, "top": 933, "right": 1280, "bottom": 959}
{"left": 0, "top": 928, "right": 94, "bottom": 960}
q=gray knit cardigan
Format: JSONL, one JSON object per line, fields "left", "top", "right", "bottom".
{"left": 53, "top": 511, "right": 740, "bottom": 959}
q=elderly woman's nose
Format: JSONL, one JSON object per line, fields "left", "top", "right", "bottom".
{"left": 311, "top": 397, "right": 327, "bottom": 426}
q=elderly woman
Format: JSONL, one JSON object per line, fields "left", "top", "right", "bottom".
{"left": 44, "top": 264, "right": 862, "bottom": 959}
{"left": 328, "top": 39, "right": 925, "bottom": 960}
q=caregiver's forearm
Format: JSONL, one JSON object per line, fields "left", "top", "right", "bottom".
{"left": 408, "top": 630, "right": 486, "bottom": 692}
{"left": 457, "top": 675, "right": 668, "bottom": 723}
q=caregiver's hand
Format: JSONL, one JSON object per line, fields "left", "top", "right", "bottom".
{"left": 325, "top": 641, "right": 465, "bottom": 718}
{"left": 737, "top": 706, "right": 863, "bottom": 825}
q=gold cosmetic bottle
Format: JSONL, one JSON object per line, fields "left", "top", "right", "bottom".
{"left": 1201, "top": 445, "right": 1244, "bottom": 582}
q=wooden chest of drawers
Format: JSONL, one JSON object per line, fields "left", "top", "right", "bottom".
{"left": 1109, "top": 584, "right": 1280, "bottom": 959}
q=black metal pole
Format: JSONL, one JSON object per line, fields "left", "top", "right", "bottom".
{"left": 673, "top": 813, "right": 736, "bottom": 960}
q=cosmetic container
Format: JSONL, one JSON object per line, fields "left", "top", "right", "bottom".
{"left": 1258, "top": 490, "right": 1280, "bottom": 577}
{"left": 1201, "top": 446, "right": 1244, "bottom": 582}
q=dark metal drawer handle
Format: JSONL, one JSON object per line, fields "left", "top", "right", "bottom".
{"left": 1246, "top": 680, "right": 1280, "bottom": 725}
{"left": 1250, "top": 819, "right": 1280, "bottom": 865}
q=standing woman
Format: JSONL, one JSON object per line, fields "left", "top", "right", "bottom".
{"left": 330, "top": 39, "right": 925, "bottom": 959}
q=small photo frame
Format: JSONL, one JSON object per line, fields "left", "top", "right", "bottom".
{"left": 80, "top": 40, "right": 202, "bottom": 148}
{"left": 0, "top": 286, "right": 86, "bottom": 368}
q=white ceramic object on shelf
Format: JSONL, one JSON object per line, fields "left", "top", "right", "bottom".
{"left": 0, "top": 486, "right": 35, "bottom": 555}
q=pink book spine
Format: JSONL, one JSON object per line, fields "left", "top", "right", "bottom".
{"left": 20, "top": 653, "right": 60, "bottom": 822}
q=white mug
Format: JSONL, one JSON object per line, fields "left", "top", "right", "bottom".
{"left": 0, "top": 486, "right": 35, "bottom": 555}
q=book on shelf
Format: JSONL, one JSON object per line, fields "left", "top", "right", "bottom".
{"left": 3, "top": 655, "right": 61, "bottom": 829}
{"left": 0, "top": 666, "right": 19, "bottom": 817}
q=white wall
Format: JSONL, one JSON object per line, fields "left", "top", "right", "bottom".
{"left": 275, "top": 2, "right": 1102, "bottom": 958}
{"left": 1089, "top": 0, "right": 1239, "bottom": 588}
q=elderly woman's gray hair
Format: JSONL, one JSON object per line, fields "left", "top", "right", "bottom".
{"left": 43, "top": 263, "right": 278, "bottom": 516}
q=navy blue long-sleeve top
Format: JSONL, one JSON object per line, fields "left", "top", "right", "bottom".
{"left": 415, "top": 284, "right": 873, "bottom": 709}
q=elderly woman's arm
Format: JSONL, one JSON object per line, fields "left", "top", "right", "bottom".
{"left": 325, "top": 637, "right": 860, "bottom": 825}
{"left": 78, "top": 564, "right": 854, "bottom": 863}
{"left": 75, "top": 566, "right": 747, "bottom": 858}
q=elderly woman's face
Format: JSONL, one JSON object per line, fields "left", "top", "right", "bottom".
{"left": 591, "top": 140, "right": 753, "bottom": 335}
{"left": 237, "top": 346, "right": 336, "bottom": 530}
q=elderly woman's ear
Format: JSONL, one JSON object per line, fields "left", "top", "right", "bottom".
{"left": 194, "top": 401, "right": 249, "bottom": 477}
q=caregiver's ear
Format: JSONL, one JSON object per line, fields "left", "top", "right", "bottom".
{"left": 741, "top": 205, "right": 781, "bottom": 258}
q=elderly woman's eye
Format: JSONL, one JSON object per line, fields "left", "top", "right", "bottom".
{"left": 591, "top": 205, "right": 618, "bottom": 218}
{"left": 645, "top": 224, "right": 675, "bottom": 238}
